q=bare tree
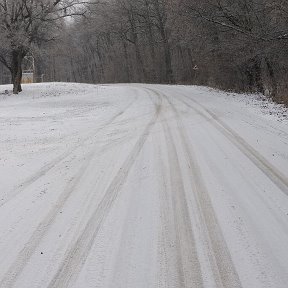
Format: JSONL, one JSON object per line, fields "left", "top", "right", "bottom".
{"left": 0, "top": 0, "right": 87, "bottom": 93}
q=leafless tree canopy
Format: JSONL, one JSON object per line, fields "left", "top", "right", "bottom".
{"left": 0, "top": 0, "right": 87, "bottom": 93}
{"left": 1, "top": 0, "right": 288, "bottom": 104}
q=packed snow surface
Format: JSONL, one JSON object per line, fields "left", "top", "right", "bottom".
{"left": 0, "top": 83, "right": 288, "bottom": 288}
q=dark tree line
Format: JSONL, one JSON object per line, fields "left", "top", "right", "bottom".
{"left": 1, "top": 0, "right": 288, "bottom": 104}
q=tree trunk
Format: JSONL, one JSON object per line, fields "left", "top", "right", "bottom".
{"left": 11, "top": 50, "right": 24, "bottom": 94}
{"left": 144, "top": 0, "right": 157, "bottom": 82}
{"left": 265, "top": 57, "right": 278, "bottom": 101}
{"left": 253, "top": 57, "right": 263, "bottom": 94}
{"left": 187, "top": 48, "right": 195, "bottom": 82}
{"left": 128, "top": 11, "right": 147, "bottom": 82}
{"left": 122, "top": 39, "right": 131, "bottom": 82}
{"left": 153, "top": 1, "right": 174, "bottom": 83}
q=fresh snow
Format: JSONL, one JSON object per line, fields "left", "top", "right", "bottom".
{"left": 0, "top": 83, "right": 288, "bottom": 288}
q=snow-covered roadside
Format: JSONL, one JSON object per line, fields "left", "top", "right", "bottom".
{"left": 0, "top": 83, "right": 136, "bottom": 201}
{"left": 182, "top": 86, "right": 288, "bottom": 122}
{"left": 176, "top": 85, "right": 288, "bottom": 171}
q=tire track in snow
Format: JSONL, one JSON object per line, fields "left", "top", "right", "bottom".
{"left": 179, "top": 131, "right": 242, "bottom": 287}
{"left": 0, "top": 96, "right": 139, "bottom": 288}
{"left": 1, "top": 96, "right": 138, "bottom": 208}
{"left": 157, "top": 117, "right": 204, "bottom": 288}
{"left": 178, "top": 93, "right": 288, "bottom": 196}
{"left": 46, "top": 98, "right": 161, "bottom": 288}
{"left": 160, "top": 89, "right": 243, "bottom": 288}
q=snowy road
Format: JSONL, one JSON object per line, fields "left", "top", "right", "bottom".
{"left": 0, "top": 83, "right": 288, "bottom": 288}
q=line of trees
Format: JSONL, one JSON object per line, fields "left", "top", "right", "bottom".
{"left": 1, "top": 0, "right": 288, "bottom": 104}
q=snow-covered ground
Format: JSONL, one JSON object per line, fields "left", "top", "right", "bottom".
{"left": 0, "top": 83, "right": 288, "bottom": 288}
